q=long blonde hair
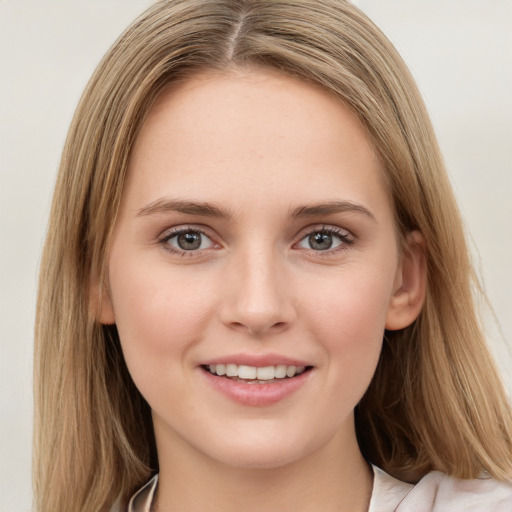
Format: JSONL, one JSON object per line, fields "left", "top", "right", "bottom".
{"left": 34, "top": 0, "right": 512, "bottom": 510}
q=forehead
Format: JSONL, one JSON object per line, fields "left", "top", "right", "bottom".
{"left": 124, "top": 68, "right": 391, "bottom": 217}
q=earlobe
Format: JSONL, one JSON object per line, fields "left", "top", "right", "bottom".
{"left": 385, "top": 230, "right": 426, "bottom": 331}
{"left": 90, "top": 276, "right": 116, "bottom": 325}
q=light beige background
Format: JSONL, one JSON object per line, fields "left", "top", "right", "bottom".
{"left": 0, "top": 1, "right": 510, "bottom": 510}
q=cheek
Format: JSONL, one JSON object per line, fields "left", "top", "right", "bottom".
{"left": 298, "top": 264, "right": 395, "bottom": 393}
{"left": 108, "top": 257, "right": 215, "bottom": 386}
{"left": 300, "top": 260, "right": 394, "bottom": 334}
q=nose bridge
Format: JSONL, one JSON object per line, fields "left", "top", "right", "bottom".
{"left": 220, "top": 240, "right": 295, "bottom": 334}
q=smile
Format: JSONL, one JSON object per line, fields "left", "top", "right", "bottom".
{"left": 204, "top": 364, "right": 309, "bottom": 382}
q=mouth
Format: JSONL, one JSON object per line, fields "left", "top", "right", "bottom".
{"left": 202, "top": 364, "right": 312, "bottom": 384}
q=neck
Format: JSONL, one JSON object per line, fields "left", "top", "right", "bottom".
{"left": 152, "top": 422, "right": 373, "bottom": 512}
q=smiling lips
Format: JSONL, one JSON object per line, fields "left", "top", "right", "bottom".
{"left": 201, "top": 357, "right": 313, "bottom": 405}
{"left": 205, "top": 363, "right": 308, "bottom": 382}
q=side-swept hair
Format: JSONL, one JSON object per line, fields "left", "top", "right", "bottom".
{"left": 34, "top": 1, "right": 512, "bottom": 510}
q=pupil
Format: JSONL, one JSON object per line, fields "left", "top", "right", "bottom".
{"left": 177, "top": 231, "right": 201, "bottom": 250}
{"left": 309, "top": 232, "right": 332, "bottom": 250}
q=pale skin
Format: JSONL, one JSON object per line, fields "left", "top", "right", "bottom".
{"left": 98, "top": 68, "right": 425, "bottom": 512}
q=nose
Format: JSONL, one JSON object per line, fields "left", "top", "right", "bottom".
{"left": 218, "top": 247, "right": 297, "bottom": 336}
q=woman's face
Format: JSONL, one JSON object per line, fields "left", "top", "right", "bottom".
{"left": 101, "top": 69, "right": 420, "bottom": 470}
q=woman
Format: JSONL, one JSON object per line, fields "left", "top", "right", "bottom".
{"left": 34, "top": 1, "right": 512, "bottom": 510}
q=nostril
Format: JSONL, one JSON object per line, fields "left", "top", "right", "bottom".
{"left": 228, "top": 319, "right": 289, "bottom": 335}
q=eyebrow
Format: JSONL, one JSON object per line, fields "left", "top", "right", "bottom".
{"left": 137, "top": 198, "right": 375, "bottom": 222}
{"left": 137, "top": 199, "right": 232, "bottom": 219}
{"left": 290, "top": 200, "right": 376, "bottom": 222}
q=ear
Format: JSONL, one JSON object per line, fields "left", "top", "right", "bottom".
{"left": 89, "top": 274, "right": 116, "bottom": 325}
{"left": 385, "top": 230, "right": 426, "bottom": 331}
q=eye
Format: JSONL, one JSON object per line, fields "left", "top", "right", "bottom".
{"left": 296, "top": 227, "right": 353, "bottom": 252}
{"left": 160, "top": 228, "right": 216, "bottom": 253}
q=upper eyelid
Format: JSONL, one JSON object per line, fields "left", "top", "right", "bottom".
{"left": 158, "top": 224, "right": 215, "bottom": 240}
{"left": 158, "top": 223, "right": 351, "bottom": 236}
{"left": 295, "top": 224, "right": 353, "bottom": 239}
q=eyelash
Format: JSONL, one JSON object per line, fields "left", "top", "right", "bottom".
{"left": 158, "top": 226, "right": 216, "bottom": 257}
{"left": 295, "top": 225, "right": 355, "bottom": 255}
{"left": 157, "top": 225, "right": 355, "bottom": 257}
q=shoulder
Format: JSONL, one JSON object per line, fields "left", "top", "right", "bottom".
{"left": 371, "top": 465, "right": 512, "bottom": 512}
{"left": 397, "top": 471, "right": 512, "bottom": 511}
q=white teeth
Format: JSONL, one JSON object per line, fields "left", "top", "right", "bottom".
{"left": 225, "top": 364, "right": 238, "bottom": 377}
{"left": 275, "top": 365, "right": 287, "bottom": 378}
{"left": 256, "top": 366, "right": 275, "bottom": 380}
{"left": 286, "top": 365, "right": 297, "bottom": 377}
{"left": 238, "top": 365, "right": 257, "bottom": 379}
{"left": 206, "top": 363, "right": 307, "bottom": 380}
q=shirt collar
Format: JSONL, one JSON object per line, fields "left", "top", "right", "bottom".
{"left": 128, "top": 474, "right": 158, "bottom": 512}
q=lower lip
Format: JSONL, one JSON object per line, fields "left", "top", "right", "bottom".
{"left": 201, "top": 368, "right": 312, "bottom": 407}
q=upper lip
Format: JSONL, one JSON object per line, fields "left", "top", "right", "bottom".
{"left": 201, "top": 353, "right": 312, "bottom": 368}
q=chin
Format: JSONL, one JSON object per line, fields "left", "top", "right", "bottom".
{"left": 199, "top": 428, "right": 328, "bottom": 471}
{"left": 212, "top": 446, "right": 305, "bottom": 470}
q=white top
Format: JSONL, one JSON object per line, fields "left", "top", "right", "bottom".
{"left": 127, "top": 465, "right": 512, "bottom": 511}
